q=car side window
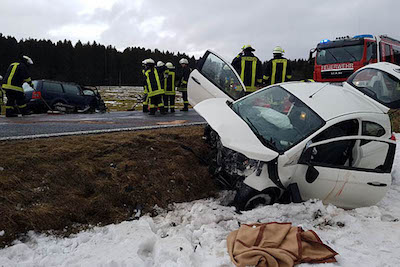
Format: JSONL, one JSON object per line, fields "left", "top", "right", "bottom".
{"left": 361, "top": 121, "right": 385, "bottom": 146}
{"left": 312, "top": 119, "right": 359, "bottom": 143}
{"left": 63, "top": 84, "right": 81, "bottom": 95}
{"left": 44, "top": 82, "right": 63, "bottom": 93}
{"left": 306, "top": 139, "right": 392, "bottom": 172}
{"left": 200, "top": 53, "right": 244, "bottom": 100}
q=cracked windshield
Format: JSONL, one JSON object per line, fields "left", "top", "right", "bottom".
{"left": 231, "top": 86, "right": 323, "bottom": 152}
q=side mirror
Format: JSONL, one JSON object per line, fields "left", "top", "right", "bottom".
{"left": 306, "top": 165, "right": 319, "bottom": 183}
{"left": 299, "top": 145, "right": 319, "bottom": 183}
{"left": 308, "top": 48, "right": 316, "bottom": 65}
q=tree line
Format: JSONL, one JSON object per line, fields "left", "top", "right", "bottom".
{"left": 0, "top": 33, "right": 313, "bottom": 86}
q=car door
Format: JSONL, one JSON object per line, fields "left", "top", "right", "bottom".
{"left": 292, "top": 136, "right": 395, "bottom": 209}
{"left": 63, "top": 84, "right": 84, "bottom": 109}
{"left": 346, "top": 62, "right": 400, "bottom": 110}
{"left": 42, "top": 81, "right": 65, "bottom": 104}
{"left": 188, "top": 50, "right": 246, "bottom": 106}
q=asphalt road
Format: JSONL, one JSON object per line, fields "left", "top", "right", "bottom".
{"left": 0, "top": 110, "right": 206, "bottom": 140}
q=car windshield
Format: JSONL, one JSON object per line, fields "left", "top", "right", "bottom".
{"left": 316, "top": 45, "right": 364, "bottom": 65}
{"left": 231, "top": 86, "right": 324, "bottom": 152}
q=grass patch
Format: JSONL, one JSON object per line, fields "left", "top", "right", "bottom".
{"left": 0, "top": 126, "right": 217, "bottom": 247}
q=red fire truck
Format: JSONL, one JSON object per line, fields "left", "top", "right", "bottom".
{"left": 310, "top": 34, "right": 400, "bottom": 82}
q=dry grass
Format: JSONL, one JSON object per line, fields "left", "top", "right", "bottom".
{"left": 0, "top": 126, "right": 217, "bottom": 247}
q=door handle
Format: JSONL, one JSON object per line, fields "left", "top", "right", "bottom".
{"left": 367, "top": 182, "right": 387, "bottom": 187}
{"left": 191, "top": 76, "right": 201, "bottom": 85}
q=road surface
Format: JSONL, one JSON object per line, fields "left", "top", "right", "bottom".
{"left": 0, "top": 110, "right": 206, "bottom": 140}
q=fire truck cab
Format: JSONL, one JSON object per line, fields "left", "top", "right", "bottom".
{"left": 310, "top": 34, "right": 400, "bottom": 83}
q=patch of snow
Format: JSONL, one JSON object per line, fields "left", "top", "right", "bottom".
{"left": 1, "top": 138, "right": 400, "bottom": 266}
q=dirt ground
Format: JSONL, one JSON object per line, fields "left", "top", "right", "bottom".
{"left": 0, "top": 125, "right": 218, "bottom": 248}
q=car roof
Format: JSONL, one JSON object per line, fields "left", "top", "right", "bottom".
{"left": 34, "top": 79, "right": 80, "bottom": 86}
{"left": 280, "top": 82, "right": 384, "bottom": 121}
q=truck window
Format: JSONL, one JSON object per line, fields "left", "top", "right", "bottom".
{"left": 366, "top": 42, "right": 377, "bottom": 62}
{"left": 393, "top": 47, "right": 400, "bottom": 65}
{"left": 384, "top": 44, "right": 392, "bottom": 62}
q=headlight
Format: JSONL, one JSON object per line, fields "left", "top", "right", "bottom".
{"left": 220, "top": 146, "right": 258, "bottom": 173}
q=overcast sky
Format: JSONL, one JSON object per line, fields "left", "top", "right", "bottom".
{"left": 1, "top": 0, "right": 400, "bottom": 61}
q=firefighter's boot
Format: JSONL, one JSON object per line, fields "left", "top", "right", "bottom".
{"left": 170, "top": 108, "right": 175, "bottom": 113}
{"left": 180, "top": 103, "right": 189, "bottom": 112}
{"left": 143, "top": 105, "right": 149, "bottom": 113}
{"left": 5, "top": 107, "right": 17, "bottom": 117}
{"left": 149, "top": 108, "right": 156, "bottom": 115}
{"left": 20, "top": 106, "right": 30, "bottom": 116}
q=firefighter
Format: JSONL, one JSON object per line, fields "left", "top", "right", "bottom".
{"left": 231, "top": 45, "right": 263, "bottom": 94}
{"left": 141, "top": 59, "right": 149, "bottom": 112}
{"left": 142, "top": 58, "right": 166, "bottom": 115}
{"left": 156, "top": 61, "right": 167, "bottom": 89}
{"left": 164, "top": 62, "right": 176, "bottom": 113}
{"left": 263, "top": 46, "right": 292, "bottom": 85}
{"left": 177, "top": 58, "right": 191, "bottom": 111}
{"left": 1, "top": 55, "right": 34, "bottom": 117}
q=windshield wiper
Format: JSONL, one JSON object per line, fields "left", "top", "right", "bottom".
{"left": 324, "top": 49, "right": 338, "bottom": 63}
{"left": 244, "top": 116, "right": 278, "bottom": 151}
{"left": 342, "top": 47, "right": 358, "bottom": 62}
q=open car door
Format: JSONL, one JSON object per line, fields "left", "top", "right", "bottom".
{"left": 293, "top": 135, "right": 396, "bottom": 209}
{"left": 188, "top": 50, "right": 246, "bottom": 107}
{"left": 346, "top": 62, "right": 400, "bottom": 111}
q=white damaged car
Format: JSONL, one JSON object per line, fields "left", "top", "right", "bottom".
{"left": 188, "top": 50, "right": 399, "bottom": 210}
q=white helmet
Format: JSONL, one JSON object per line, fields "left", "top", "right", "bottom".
{"left": 242, "top": 44, "right": 255, "bottom": 51}
{"left": 165, "top": 62, "right": 175, "bottom": 69}
{"left": 23, "top": 55, "right": 34, "bottom": 65}
{"left": 157, "top": 61, "right": 165, "bottom": 67}
{"left": 144, "top": 58, "right": 155, "bottom": 65}
{"left": 272, "top": 46, "right": 284, "bottom": 54}
{"left": 179, "top": 58, "right": 189, "bottom": 65}
{"left": 0, "top": 75, "right": 3, "bottom": 80}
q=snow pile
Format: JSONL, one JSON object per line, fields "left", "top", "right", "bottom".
{"left": 1, "top": 142, "right": 400, "bottom": 266}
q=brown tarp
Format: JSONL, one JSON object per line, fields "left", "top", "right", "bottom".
{"left": 227, "top": 222, "right": 338, "bottom": 267}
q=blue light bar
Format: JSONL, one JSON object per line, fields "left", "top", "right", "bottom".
{"left": 353, "top": 34, "right": 374, "bottom": 39}
{"left": 319, "top": 39, "right": 330, "bottom": 44}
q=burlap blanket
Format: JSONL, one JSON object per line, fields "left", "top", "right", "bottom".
{"left": 227, "top": 222, "right": 338, "bottom": 267}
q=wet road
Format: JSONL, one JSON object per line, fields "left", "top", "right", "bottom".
{"left": 0, "top": 110, "right": 206, "bottom": 140}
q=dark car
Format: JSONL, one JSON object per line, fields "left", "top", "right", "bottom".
{"left": 23, "top": 80, "right": 106, "bottom": 113}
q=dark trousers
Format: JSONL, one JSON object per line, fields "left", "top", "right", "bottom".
{"left": 148, "top": 94, "right": 165, "bottom": 115}
{"left": 4, "top": 89, "right": 28, "bottom": 116}
{"left": 142, "top": 93, "right": 149, "bottom": 112}
{"left": 181, "top": 91, "right": 188, "bottom": 111}
{"left": 163, "top": 94, "right": 175, "bottom": 111}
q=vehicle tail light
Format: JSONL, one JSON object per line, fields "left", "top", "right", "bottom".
{"left": 390, "top": 133, "right": 396, "bottom": 141}
{"left": 32, "top": 91, "right": 41, "bottom": 99}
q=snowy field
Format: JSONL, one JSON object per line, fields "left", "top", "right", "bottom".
{"left": 1, "top": 138, "right": 400, "bottom": 266}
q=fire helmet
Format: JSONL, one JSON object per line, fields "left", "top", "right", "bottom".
{"left": 273, "top": 46, "right": 285, "bottom": 54}
{"left": 179, "top": 58, "right": 189, "bottom": 65}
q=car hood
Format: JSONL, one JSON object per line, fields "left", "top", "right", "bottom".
{"left": 195, "top": 98, "right": 279, "bottom": 161}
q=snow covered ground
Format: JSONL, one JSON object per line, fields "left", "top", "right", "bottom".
{"left": 1, "top": 139, "right": 400, "bottom": 266}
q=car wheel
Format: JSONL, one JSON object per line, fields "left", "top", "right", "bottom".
{"left": 234, "top": 183, "right": 277, "bottom": 211}
{"left": 52, "top": 101, "right": 67, "bottom": 112}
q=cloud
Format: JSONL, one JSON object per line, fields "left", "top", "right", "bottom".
{"left": 1, "top": 0, "right": 400, "bottom": 62}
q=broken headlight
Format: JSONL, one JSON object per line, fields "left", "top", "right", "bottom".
{"left": 218, "top": 145, "right": 259, "bottom": 175}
